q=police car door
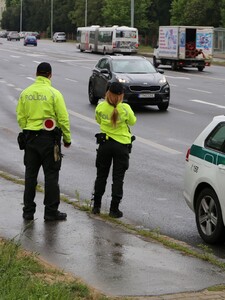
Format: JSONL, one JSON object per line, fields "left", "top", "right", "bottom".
{"left": 205, "top": 122, "right": 225, "bottom": 205}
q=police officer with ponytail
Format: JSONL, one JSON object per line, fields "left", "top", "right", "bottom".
{"left": 92, "top": 82, "right": 137, "bottom": 218}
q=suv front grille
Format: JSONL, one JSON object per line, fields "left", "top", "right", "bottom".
{"left": 129, "top": 85, "right": 161, "bottom": 92}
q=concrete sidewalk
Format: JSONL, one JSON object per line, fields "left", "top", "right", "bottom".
{"left": 1, "top": 172, "right": 225, "bottom": 299}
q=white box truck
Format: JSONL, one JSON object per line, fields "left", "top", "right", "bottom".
{"left": 153, "top": 26, "right": 214, "bottom": 71}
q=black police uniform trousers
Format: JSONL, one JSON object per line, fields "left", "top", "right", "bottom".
{"left": 93, "top": 139, "right": 130, "bottom": 208}
{"left": 23, "top": 130, "right": 61, "bottom": 217}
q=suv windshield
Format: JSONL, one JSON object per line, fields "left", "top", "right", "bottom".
{"left": 112, "top": 59, "right": 156, "bottom": 73}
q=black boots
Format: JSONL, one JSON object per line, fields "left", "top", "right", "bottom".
{"left": 44, "top": 211, "right": 67, "bottom": 221}
{"left": 109, "top": 209, "right": 123, "bottom": 218}
{"left": 109, "top": 200, "right": 123, "bottom": 218}
{"left": 92, "top": 206, "right": 100, "bottom": 214}
{"left": 92, "top": 197, "right": 123, "bottom": 218}
{"left": 92, "top": 196, "right": 101, "bottom": 215}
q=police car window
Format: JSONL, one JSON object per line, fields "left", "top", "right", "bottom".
{"left": 205, "top": 123, "right": 225, "bottom": 152}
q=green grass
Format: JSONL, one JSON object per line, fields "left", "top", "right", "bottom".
{"left": 0, "top": 238, "right": 108, "bottom": 300}
{"left": 138, "top": 44, "right": 153, "bottom": 53}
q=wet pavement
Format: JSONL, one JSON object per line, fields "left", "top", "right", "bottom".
{"left": 1, "top": 172, "right": 225, "bottom": 298}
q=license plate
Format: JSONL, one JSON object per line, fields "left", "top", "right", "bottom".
{"left": 139, "top": 93, "right": 155, "bottom": 98}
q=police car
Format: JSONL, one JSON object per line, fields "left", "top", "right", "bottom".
{"left": 184, "top": 115, "right": 225, "bottom": 244}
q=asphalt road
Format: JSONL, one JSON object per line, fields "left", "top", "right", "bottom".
{"left": 1, "top": 38, "right": 225, "bottom": 259}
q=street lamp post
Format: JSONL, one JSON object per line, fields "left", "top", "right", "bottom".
{"left": 20, "top": 0, "right": 23, "bottom": 32}
{"left": 51, "top": 0, "right": 53, "bottom": 38}
{"left": 85, "top": 0, "right": 87, "bottom": 26}
{"left": 131, "top": 0, "right": 134, "bottom": 27}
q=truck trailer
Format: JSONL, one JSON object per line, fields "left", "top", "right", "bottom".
{"left": 153, "top": 26, "right": 214, "bottom": 71}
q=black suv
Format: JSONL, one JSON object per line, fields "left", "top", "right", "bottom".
{"left": 88, "top": 55, "right": 170, "bottom": 111}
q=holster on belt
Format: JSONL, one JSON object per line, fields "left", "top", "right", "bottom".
{"left": 54, "top": 143, "right": 61, "bottom": 162}
{"left": 95, "top": 133, "right": 107, "bottom": 145}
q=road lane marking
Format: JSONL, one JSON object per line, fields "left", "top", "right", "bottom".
{"left": 7, "top": 95, "right": 17, "bottom": 105}
{"left": 65, "top": 78, "right": 78, "bottom": 83}
{"left": 26, "top": 77, "right": 35, "bottom": 81}
{"left": 68, "top": 109, "right": 181, "bottom": 155}
{"left": 169, "top": 107, "right": 194, "bottom": 115}
{"left": 136, "top": 136, "right": 181, "bottom": 154}
{"left": 186, "top": 73, "right": 225, "bottom": 82}
{"left": 166, "top": 75, "right": 190, "bottom": 80}
{"left": 58, "top": 59, "right": 97, "bottom": 62}
{"left": 190, "top": 99, "right": 225, "bottom": 109}
{"left": 188, "top": 88, "right": 212, "bottom": 94}
{"left": 27, "top": 54, "right": 45, "bottom": 57}
{"left": 68, "top": 109, "right": 96, "bottom": 125}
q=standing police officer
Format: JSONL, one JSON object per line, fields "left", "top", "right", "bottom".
{"left": 92, "top": 82, "right": 137, "bottom": 218}
{"left": 16, "top": 62, "right": 71, "bottom": 221}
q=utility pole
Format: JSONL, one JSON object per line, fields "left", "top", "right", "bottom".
{"left": 131, "top": 0, "right": 134, "bottom": 27}
{"left": 85, "top": 0, "right": 87, "bottom": 26}
{"left": 20, "top": 0, "right": 23, "bottom": 32}
{"left": 51, "top": 0, "right": 53, "bottom": 38}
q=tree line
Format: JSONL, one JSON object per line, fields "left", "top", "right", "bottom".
{"left": 1, "top": 0, "right": 225, "bottom": 45}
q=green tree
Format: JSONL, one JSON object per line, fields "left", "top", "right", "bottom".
{"left": 154, "top": 0, "right": 172, "bottom": 26}
{"left": 52, "top": 0, "right": 74, "bottom": 32}
{"left": 170, "top": 0, "right": 222, "bottom": 27}
{"left": 2, "top": 0, "right": 76, "bottom": 34}
{"left": 146, "top": 0, "right": 172, "bottom": 46}
{"left": 102, "top": 0, "right": 152, "bottom": 30}
{"left": 1, "top": 3, "right": 20, "bottom": 30}
{"left": 221, "top": 0, "right": 225, "bottom": 27}
{"left": 69, "top": 0, "right": 105, "bottom": 28}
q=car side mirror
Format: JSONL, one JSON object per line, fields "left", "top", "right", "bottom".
{"left": 157, "top": 69, "right": 164, "bottom": 74}
{"left": 100, "top": 68, "right": 110, "bottom": 74}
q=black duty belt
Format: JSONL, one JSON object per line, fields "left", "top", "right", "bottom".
{"left": 23, "top": 129, "right": 55, "bottom": 135}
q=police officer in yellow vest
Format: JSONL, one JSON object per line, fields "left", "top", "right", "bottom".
{"left": 92, "top": 82, "right": 137, "bottom": 218}
{"left": 16, "top": 62, "right": 71, "bottom": 221}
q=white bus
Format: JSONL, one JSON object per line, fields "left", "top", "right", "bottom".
{"left": 77, "top": 25, "right": 139, "bottom": 54}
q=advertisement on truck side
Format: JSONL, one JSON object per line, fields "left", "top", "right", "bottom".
{"left": 158, "top": 27, "right": 179, "bottom": 58}
{"left": 196, "top": 28, "right": 213, "bottom": 59}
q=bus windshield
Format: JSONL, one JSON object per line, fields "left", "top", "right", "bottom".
{"left": 116, "top": 30, "right": 137, "bottom": 39}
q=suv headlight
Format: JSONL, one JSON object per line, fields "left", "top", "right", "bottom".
{"left": 116, "top": 77, "right": 129, "bottom": 83}
{"left": 159, "top": 76, "right": 167, "bottom": 84}
{"left": 162, "top": 83, "right": 170, "bottom": 94}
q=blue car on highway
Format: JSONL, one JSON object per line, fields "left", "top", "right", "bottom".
{"left": 24, "top": 35, "right": 37, "bottom": 46}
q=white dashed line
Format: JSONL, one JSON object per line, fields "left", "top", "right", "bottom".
{"left": 68, "top": 109, "right": 181, "bottom": 155}
{"left": 169, "top": 107, "right": 194, "bottom": 115}
{"left": 26, "top": 77, "right": 35, "bottom": 81}
{"left": 190, "top": 99, "right": 225, "bottom": 109}
{"left": 166, "top": 75, "right": 190, "bottom": 80}
{"left": 188, "top": 88, "right": 212, "bottom": 94}
{"left": 65, "top": 78, "right": 78, "bottom": 83}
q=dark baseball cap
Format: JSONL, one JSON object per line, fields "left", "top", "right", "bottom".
{"left": 109, "top": 82, "right": 124, "bottom": 95}
{"left": 37, "top": 62, "right": 52, "bottom": 74}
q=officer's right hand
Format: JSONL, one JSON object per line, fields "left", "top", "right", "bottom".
{"left": 63, "top": 142, "right": 71, "bottom": 148}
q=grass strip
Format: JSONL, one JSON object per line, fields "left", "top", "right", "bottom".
{"left": 0, "top": 238, "right": 109, "bottom": 300}
{"left": 1, "top": 171, "right": 225, "bottom": 289}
